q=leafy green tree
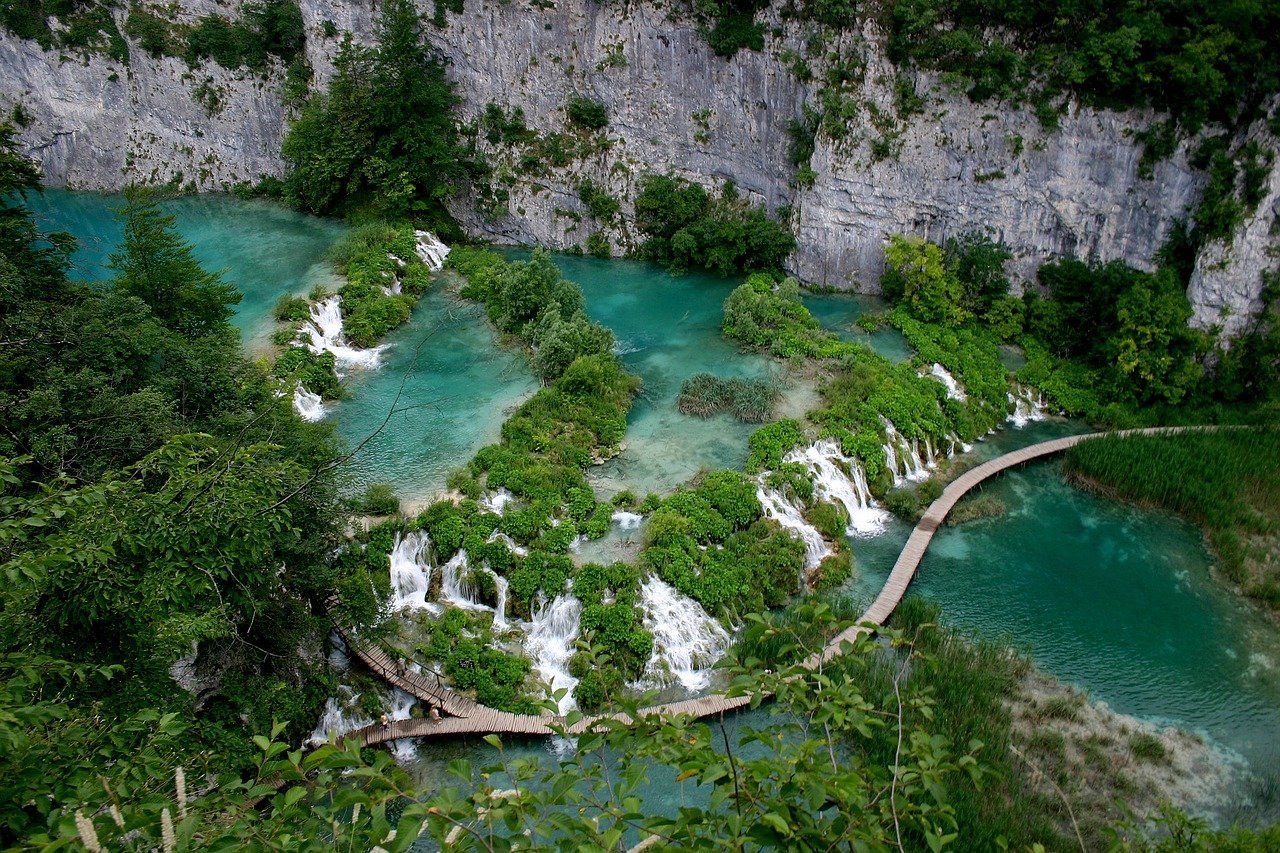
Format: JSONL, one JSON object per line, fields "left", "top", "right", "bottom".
{"left": 108, "top": 190, "right": 242, "bottom": 338}
{"left": 1105, "top": 268, "right": 1207, "bottom": 404}
{"left": 883, "top": 234, "right": 968, "bottom": 326}
{"left": 944, "top": 230, "right": 1011, "bottom": 315}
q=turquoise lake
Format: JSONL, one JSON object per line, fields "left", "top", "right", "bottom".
{"left": 29, "top": 191, "right": 1280, "bottom": 816}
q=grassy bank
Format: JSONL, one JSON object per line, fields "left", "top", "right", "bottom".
{"left": 1063, "top": 429, "right": 1280, "bottom": 609}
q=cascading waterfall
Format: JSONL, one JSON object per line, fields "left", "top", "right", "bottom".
{"left": 486, "top": 529, "right": 529, "bottom": 557}
{"left": 928, "top": 363, "right": 968, "bottom": 401}
{"left": 881, "top": 419, "right": 933, "bottom": 485}
{"left": 755, "top": 481, "right": 832, "bottom": 569}
{"left": 526, "top": 594, "right": 582, "bottom": 713}
{"left": 414, "top": 230, "right": 451, "bottom": 270}
{"left": 308, "top": 685, "right": 373, "bottom": 746}
{"left": 300, "top": 295, "right": 386, "bottom": 374}
{"left": 385, "top": 688, "right": 418, "bottom": 763}
{"left": 479, "top": 489, "right": 515, "bottom": 515}
{"left": 611, "top": 511, "right": 644, "bottom": 530}
{"left": 1007, "top": 384, "right": 1049, "bottom": 428}
{"left": 636, "top": 576, "right": 731, "bottom": 691}
{"left": 436, "top": 550, "right": 509, "bottom": 627}
{"left": 783, "top": 439, "right": 890, "bottom": 537}
{"left": 389, "top": 531, "right": 435, "bottom": 613}
{"left": 293, "top": 383, "right": 325, "bottom": 422}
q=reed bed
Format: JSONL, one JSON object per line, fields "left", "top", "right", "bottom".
{"left": 677, "top": 372, "right": 779, "bottom": 423}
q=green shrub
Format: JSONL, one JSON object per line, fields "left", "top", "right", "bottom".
{"left": 273, "top": 346, "right": 340, "bottom": 399}
{"left": 357, "top": 483, "right": 400, "bottom": 515}
{"left": 565, "top": 94, "right": 609, "bottom": 130}
{"left": 274, "top": 293, "right": 311, "bottom": 322}
{"left": 746, "top": 419, "right": 803, "bottom": 471}
{"left": 634, "top": 174, "right": 795, "bottom": 276}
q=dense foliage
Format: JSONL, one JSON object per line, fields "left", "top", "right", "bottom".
{"left": 886, "top": 0, "right": 1280, "bottom": 133}
{"left": 329, "top": 221, "right": 433, "bottom": 346}
{"left": 723, "top": 272, "right": 855, "bottom": 358}
{"left": 633, "top": 174, "right": 795, "bottom": 276}
{"left": 1065, "top": 429, "right": 1280, "bottom": 607}
{"left": 640, "top": 471, "right": 807, "bottom": 617}
{"left": 281, "top": 0, "right": 473, "bottom": 223}
{"left": 0, "top": 131, "right": 352, "bottom": 842}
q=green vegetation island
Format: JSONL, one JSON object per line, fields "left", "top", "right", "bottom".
{"left": 2, "top": 0, "right": 1280, "bottom": 849}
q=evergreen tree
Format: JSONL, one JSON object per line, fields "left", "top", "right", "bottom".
{"left": 108, "top": 190, "right": 241, "bottom": 339}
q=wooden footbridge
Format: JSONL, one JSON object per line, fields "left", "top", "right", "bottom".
{"left": 339, "top": 427, "right": 1200, "bottom": 746}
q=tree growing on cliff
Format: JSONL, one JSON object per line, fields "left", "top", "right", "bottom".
{"left": 281, "top": 0, "right": 473, "bottom": 224}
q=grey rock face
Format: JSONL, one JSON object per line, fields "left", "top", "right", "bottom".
{"left": 1, "top": 0, "right": 1274, "bottom": 333}
{"left": 2, "top": 26, "right": 288, "bottom": 191}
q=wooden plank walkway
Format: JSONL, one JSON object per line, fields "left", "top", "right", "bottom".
{"left": 343, "top": 426, "right": 1209, "bottom": 746}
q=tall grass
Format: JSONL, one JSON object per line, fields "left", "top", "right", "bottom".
{"left": 1064, "top": 429, "right": 1280, "bottom": 605}
{"left": 677, "top": 373, "right": 779, "bottom": 422}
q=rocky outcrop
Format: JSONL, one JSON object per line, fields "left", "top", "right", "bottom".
{"left": 1, "top": 0, "right": 1274, "bottom": 332}
{"left": 2, "top": 18, "right": 287, "bottom": 191}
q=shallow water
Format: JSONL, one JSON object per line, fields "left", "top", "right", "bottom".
{"left": 26, "top": 189, "right": 345, "bottom": 353}
{"left": 31, "top": 193, "right": 1280, "bottom": 814}
{"left": 801, "top": 291, "right": 914, "bottom": 362}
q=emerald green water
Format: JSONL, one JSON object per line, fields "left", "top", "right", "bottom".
{"left": 802, "top": 291, "right": 914, "bottom": 362}
{"left": 329, "top": 288, "right": 538, "bottom": 502}
{"left": 25, "top": 189, "right": 346, "bottom": 353}
{"left": 30, "top": 193, "right": 1280, "bottom": 811}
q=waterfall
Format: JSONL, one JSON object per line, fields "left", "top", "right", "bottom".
{"left": 479, "top": 489, "right": 515, "bottom": 515}
{"left": 881, "top": 419, "right": 932, "bottom": 485}
{"left": 611, "top": 510, "right": 644, "bottom": 530}
{"left": 293, "top": 383, "right": 325, "bottom": 422}
{"left": 526, "top": 594, "right": 582, "bottom": 713}
{"left": 637, "top": 576, "right": 731, "bottom": 692}
{"left": 308, "top": 685, "right": 373, "bottom": 746}
{"left": 486, "top": 529, "right": 529, "bottom": 557}
{"left": 783, "top": 439, "right": 890, "bottom": 538}
{"left": 1007, "top": 384, "right": 1048, "bottom": 428}
{"left": 489, "top": 570, "right": 510, "bottom": 631}
{"left": 386, "top": 688, "right": 418, "bottom": 763}
{"left": 389, "top": 531, "right": 434, "bottom": 613}
{"left": 438, "top": 550, "right": 477, "bottom": 609}
{"left": 301, "top": 295, "right": 386, "bottom": 374}
{"left": 414, "top": 230, "right": 451, "bottom": 271}
{"left": 755, "top": 481, "right": 832, "bottom": 570}
{"left": 928, "top": 363, "right": 967, "bottom": 401}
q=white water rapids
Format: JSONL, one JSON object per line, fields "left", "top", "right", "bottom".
{"left": 636, "top": 576, "right": 731, "bottom": 692}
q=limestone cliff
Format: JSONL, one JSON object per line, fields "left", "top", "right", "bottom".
{"left": 2, "top": 0, "right": 1274, "bottom": 333}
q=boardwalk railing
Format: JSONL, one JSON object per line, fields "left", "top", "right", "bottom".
{"left": 340, "top": 427, "right": 1211, "bottom": 745}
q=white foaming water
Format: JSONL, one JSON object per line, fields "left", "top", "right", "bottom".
{"left": 308, "top": 685, "right": 373, "bottom": 746}
{"left": 756, "top": 481, "right": 832, "bottom": 569}
{"left": 486, "top": 529, "right": 529, "bottom": 557}
{"left": 928, "top": 363, "right": 968, "bottom": 401}
{"left": 436, "top": 550, "right": 509, "bottom": 627}
{"left": 479, "top": 489, "right": 515, "bottom": 515}
{"left": 389, "top": 531, "right": 433, "bottom": 612}
{"left": 611, "top": 510, "right": 644, "bottom": 530}
{"left": 386, "top": 688, "right": 418, "bottom": 763}
{"left": 293, "top": 383, "right": 325, "bottom": 421}
{"left": 301, "top": 296, "right": 386, "bottom": 374}
{"left": 637, "top": 576, "right": 731, "bottom": 692}
{"left": 783, "top": 439, "right": 890, "bottom": 537}
{"left": 526, "top": 594, "right": 582, "bottom": 713}
{"left": 881, "top": 419, "right": 933, "bottom": 485}
{"left": 1007, "top": 385, "right": 1049, "bottom": 428}
{"left": 414, "top": 230, "right": 451, "bottom": 270}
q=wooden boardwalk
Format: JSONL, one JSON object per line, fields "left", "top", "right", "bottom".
{"left": 343, "top": 427, "right": 1198, "bottom": 746}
